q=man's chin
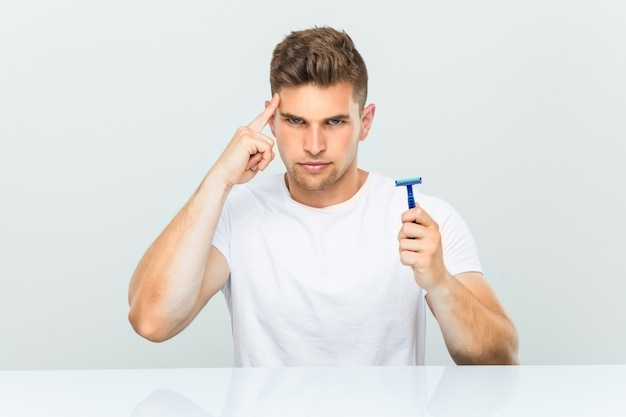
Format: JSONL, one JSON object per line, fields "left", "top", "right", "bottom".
{"left": 290, "top": 170, "right": 337, "bottom": 192}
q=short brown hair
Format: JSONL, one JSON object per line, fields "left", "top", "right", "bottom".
{"left": 270, "top": 26, "right": 368, "bottom": 110}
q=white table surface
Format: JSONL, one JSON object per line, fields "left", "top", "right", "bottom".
{"left": 1, "top": 365, "right": 625, "bottom": 416}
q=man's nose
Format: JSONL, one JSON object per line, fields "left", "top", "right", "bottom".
{"left": 303, "top": 127, "right": 326, "bottom": 155}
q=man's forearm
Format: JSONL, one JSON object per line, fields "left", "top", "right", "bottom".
{"left": 426, "top": 274, "right": 519, "bottom": 365}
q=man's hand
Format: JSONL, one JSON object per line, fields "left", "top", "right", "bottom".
{"left": 398, "top": 204, "right": 450, "bottom": 292}
{"left": 213, "top": 93, "right": 280, "bottom": 187}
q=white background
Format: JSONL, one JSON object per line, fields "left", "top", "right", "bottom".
{"left": 1, "top": 0, "right": 625, "bottom": 369}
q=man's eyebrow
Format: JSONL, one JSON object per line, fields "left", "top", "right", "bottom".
{"left": 278, "top": 111, "right": 303, "bottom": 120}
{"left": 278, "top": 111, "right": 351, "bottom": 120}
{"left": 325, "top": 114, "right": 351, "bottom": 120}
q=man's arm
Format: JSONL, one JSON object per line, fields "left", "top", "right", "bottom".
{"left": 128, "top": 94, "right": 280, "bottom": 342}
{"left": 425, "top": 271, "right": 519, "bottom": 364}
{"left": 398, "top": 205, "right": 519, "bottom": 365}
{"left": 127, "top": 175, "right": 231, "bottom": 342}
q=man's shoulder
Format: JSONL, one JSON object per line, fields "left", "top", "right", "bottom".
{"left": 223, "top": 172, "right": 286, "bottom": 218}
{"left": 231, "top": 172, "right": 285, "bottom": 198}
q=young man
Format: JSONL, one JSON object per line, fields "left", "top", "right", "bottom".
{"left": 128, "top": 27, "right": 519, "bottom": 366}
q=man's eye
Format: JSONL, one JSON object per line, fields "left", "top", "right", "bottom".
{"left": 287, "top": 118, "right": 304, "bottom": 125}
{"left": 328, "top": 119, "right": 343, "bottom": 126}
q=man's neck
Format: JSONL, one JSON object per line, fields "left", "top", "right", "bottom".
{"left": 285, "top": 169, "right": 369, "bottom": 209}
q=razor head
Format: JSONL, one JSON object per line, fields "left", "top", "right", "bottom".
{"left": 395, "top": 177, "right": 422, "bottom": 187}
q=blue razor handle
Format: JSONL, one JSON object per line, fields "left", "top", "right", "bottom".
{"left": 395, "top": 177, "right": 422, "bottom": 209}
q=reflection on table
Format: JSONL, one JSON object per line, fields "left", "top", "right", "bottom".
{"left": 1, "top": 365, "right": 625, "bottom": 416}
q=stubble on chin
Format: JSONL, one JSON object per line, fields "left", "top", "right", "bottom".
{"left": 288, "top": 164, "right": 340, "bottom": 192}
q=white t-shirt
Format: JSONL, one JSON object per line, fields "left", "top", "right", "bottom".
{"left": 213, "top": 172, "right": 482, "bottom": 366}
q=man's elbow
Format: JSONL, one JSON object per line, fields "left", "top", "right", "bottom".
{"left": 128, "top": 307, "right": 174, "bottom": 343}
{"left": 451, "top": 340, "right": 519, "bottom": 365}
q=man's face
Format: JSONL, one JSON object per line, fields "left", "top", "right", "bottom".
{"left": 269, "top": 82, "right": 375, "bottom": 204}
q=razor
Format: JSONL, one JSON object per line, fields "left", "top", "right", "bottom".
{"left": 395, "top": 177, "right": 422, "bottom": 209}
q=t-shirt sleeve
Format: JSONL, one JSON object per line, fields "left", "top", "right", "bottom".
{"left": 212, "top": 201, "right": 232, "bottom": 298}
{"left": 438, "top": 202, "right": 483, "bottom": 276}
{"left": 212, "top": 200, "right": 231, "bottom": 266}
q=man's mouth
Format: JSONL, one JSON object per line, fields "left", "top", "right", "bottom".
{"left": 299, "top": 161, "right": 330, "bottom": 173}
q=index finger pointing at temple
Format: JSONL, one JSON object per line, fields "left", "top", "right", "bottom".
{"left": 247, "top": 93, "right": 280, "bottom": 132}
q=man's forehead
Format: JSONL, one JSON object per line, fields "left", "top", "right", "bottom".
{"left": 277, "top": 83, "right": 359, "bottom": 118}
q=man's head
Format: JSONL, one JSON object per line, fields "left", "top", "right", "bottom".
{"left": 267, "top": 27, "right": 375, "bottom": 207}
{"left": 270, "top": 26, "right": 368, "bottom": 112}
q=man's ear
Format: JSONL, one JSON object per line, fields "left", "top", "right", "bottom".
{"left": 359, "top": 103, "right": 376, "bottom": 141}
